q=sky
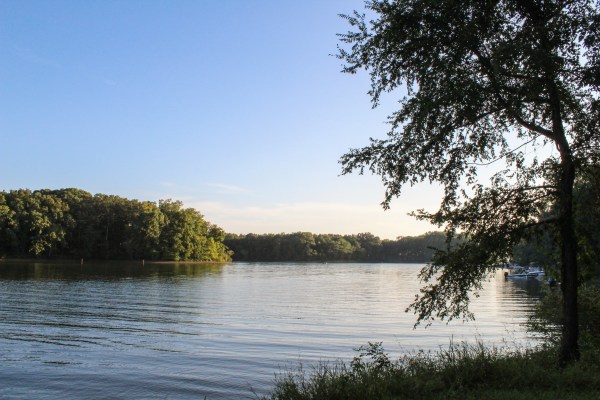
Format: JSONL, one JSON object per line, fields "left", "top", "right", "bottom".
{"left": 0, "top": 0, "right": 444, "bottom": 239}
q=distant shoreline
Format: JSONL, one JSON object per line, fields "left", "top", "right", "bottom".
{"left": 0, "top": 258, "right": 429, "bottom": 265}
{"left": 0, "top": 258, "right": 230, "bottom": 265}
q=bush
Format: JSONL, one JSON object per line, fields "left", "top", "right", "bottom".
{"left": 263, "top": 340, "right": 600, "bottom": 400}
{"left": 528, "top": 284, "right": 600, "bottom": 351}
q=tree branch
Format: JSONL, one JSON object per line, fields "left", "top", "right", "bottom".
{"left": 468, "top": 134, "right": 541, "bottom": 166}
{"left": 471, "top": 48, "right": 556, "bottom": 140}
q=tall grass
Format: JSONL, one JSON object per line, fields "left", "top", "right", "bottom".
{"left": 263, "top": 284, "right": 600, "bottom": 399}
{"left": 263, "top": 340, "right": 600, "bottom": 400}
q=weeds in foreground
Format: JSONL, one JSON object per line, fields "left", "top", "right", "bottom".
{"left": 263, "top": 341, "right": 600, "bottom": 400}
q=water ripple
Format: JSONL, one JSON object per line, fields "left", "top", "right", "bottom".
{"left": 0, "top": 262, "right": 540, "bottom": 399}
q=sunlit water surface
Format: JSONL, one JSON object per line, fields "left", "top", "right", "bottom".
{"left": 0, "top": 261, "right": 542, "bottom": 399}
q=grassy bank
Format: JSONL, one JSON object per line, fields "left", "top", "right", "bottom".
{"left": 262, "top": 341, "right": 600, "bottom": 400}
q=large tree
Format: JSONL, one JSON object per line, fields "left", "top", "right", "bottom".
{"left": 337, "top": 0, "right": 599, "bottom": 364}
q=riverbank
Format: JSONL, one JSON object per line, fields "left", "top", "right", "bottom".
{"left": 0, "top": 257, "right": 229, "bottom": 265}
{"left": 263, "top": 341, "right": 600, "bottom": 400}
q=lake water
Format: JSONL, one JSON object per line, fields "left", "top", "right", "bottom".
{"left": 0, "top": 261, "right": 542, "bottom": 399}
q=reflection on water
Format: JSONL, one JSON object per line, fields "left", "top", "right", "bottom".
{"left": 0, "top": 262, "right": 541, "bottom": 399}
{"left": 501, "top": 275, "right": 544, "bottom": 297}
{"left": 0, "top": 260, "right": 227, "bottom": 280}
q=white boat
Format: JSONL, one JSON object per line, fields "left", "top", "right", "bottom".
{"left": 504, "top": 266, "right": 545, "bottom": 279}
{"left": 527, "top": 266, "right": 546, "bottom": 278}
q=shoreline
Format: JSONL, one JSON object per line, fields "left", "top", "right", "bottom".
{"left": 0, "top": 258, "right": 230, "bottom": 265}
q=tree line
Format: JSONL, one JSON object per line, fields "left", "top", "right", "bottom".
{"left": 2, "top": 185, "right": 597, "bottom": 269}
{"left": 224, "top": 231, "right": 447, "bottom": 263}
{"left": 0, "top": 188, "right": 232, "bottom": 262}
{"left": 0, "top": 186, "right": 450, "bottom": 264}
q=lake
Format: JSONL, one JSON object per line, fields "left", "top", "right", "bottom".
{"left": 0, "top": 261, "right": 542, "bottom": 399}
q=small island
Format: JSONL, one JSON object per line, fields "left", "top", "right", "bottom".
{"left": 0, "top": 188, "right": 232, "bottom": 262}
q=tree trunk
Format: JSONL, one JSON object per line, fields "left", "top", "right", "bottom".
{"left": 558, "top": 158, "right": 579, "bottom": 364}
{"left": 546, "top": 63, "right": 579, "bottom": 364}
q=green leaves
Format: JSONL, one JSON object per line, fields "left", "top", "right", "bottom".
{"left": 0, "top": 189, "right": 232, "bottom": 262}
{"left": 337, "top": 0, "right": 599, "bottom": 345}
{"left": 224, "top": 231, "right": 447, "bottom": 263}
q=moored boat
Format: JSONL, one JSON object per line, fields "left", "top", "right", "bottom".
{"left": 504, "top": 266, "right": 546, "bottom": 279}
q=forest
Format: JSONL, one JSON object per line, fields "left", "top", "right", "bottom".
{"left": 0, "top": 187, "right": 448, "bottom": 263}
{"left": 1, "top": 182, "right": 597, "bottom": 266}
{"left": 224, "top": 231, "right": 447, "bottom": 263}
{"left": 0, "top": 188, "right": 450, "bottom": 263}
{"left": 0, "top": 188, "right": 232, "bottom": 262}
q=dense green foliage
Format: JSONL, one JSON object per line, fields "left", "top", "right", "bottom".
{"left": 264, "top": 340, "right": 600, "bottom": 400}
{"left": 530, "top": 284, "right": 600, "bottom": 350}
{"left": 0, "top": 188, "right": 232, "bottom": 262}
{"left": 224, "top": 231, "right": 446, "bottom": 263}
{"left": 337, "top": 0, "right": 599, "bottom": 362}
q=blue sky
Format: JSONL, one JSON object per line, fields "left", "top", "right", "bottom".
{"left": 1, "top": 0, "right": 442, "bottom": 238}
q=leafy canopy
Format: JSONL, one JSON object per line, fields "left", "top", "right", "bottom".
{"left": 338, "top": 0, "right": 599, "bottom": 325}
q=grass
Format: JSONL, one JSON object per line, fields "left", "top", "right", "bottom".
{"left": 262, "top": 341, "right": 600, "bottom": 400}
